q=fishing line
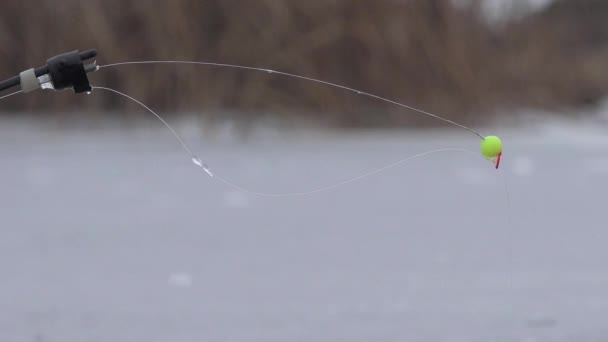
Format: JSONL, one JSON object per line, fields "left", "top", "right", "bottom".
{"left": 97, "top": 60, "right": 505, "bottom": 171}
{"left": 93, "top": 85, "right": 486, "bottom": 197}
{"left": 98, "top": 61, "right": 486, "bottom": 140}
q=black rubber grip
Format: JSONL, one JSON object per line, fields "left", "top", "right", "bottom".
{"left": 79, "top": 49, "right": 97, "bottom": 61}
{"left": 0, "top": 49, "right": 97, "bottom": 93}
{"left": 47, "top": 50, "right": 92, "bottom": 93}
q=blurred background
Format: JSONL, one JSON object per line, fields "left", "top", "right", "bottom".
{"left": 2, "top": 0, "right": 608, "bottom": 126}
{"left": 1, "top": 0, "right": 608, "bottom": 341}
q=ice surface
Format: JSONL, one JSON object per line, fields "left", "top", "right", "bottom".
{"left": 0, "top": 117, "right": 606, "bottom": 342}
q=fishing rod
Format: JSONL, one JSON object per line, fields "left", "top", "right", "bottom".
{"left": 0, "top": 49, "right": 504, "bottom": 196}
{"left": 0, "top": 49, "right": 98, "bottom": 94}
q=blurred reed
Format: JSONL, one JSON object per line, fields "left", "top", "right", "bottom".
{"left": 0, "top": 0, "right": 607, "bottom": 127}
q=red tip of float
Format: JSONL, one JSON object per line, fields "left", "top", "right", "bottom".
{"left": 494, "top": 151, "right": 502, "bottom": 169}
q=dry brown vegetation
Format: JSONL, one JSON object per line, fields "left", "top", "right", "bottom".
{"left": 1, "top": 0, "right": 607, "bottom": 127}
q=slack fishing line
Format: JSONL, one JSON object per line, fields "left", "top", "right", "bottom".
{"left": 0, "top": 49, "right": 506, "bottom": 197}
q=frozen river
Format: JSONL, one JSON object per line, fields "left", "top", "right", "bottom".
{"left": 0, "top": 117, "right": 607, "bottom": 341}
